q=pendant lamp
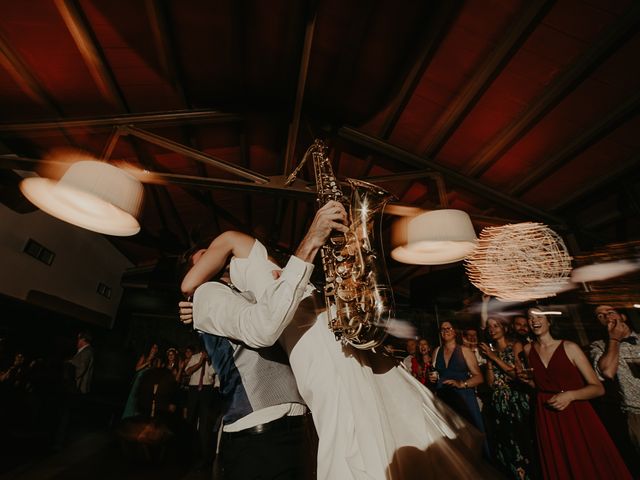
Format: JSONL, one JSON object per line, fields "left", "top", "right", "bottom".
{"left": 20, "top": 159, "right": 143, "bottom": 236}
{"left": 391, "top": 209, "right": 478, "bottom": 265}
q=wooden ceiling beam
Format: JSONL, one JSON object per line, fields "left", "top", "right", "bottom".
{"left": 509, "top": 93, "right": 640, "bottom": 196}
{"left": 418, "top": 0, "right": 554, "bottom": 156}
{"left": 283, "top": 5, "right": 317, "bottom": 176}
{"left": 0, "top": 110, "right": 242, "bottom": 134}
{"left": 0, "top": 29, "right": 77, "bottom": 146}
{"left": 0, "top": 30, "right": 63, "bottom": 115}
{"left": 145, "top": 0, "right": 191, "bottom": 107}
{"left": 465, "top": 2, "right": 640, "bottom": 177}
{"left": 378, "top": 1, "right": 462, "bottom": 139}
{"left": 0, "top": 153, "right": 314, "bottom": 197}
{"left": 54, "top": 0, "right": 128, "bottom": 112}
{"left": 117, "top": 125, "right": 268, "bottom": 183}
{"left": 338, "top": 126, "right": 566, "bottom": 226}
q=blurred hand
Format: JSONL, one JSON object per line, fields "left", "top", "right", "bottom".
{"left": 479, "top": 342, "right": 497, "bottom": 360}
{"left": 547, "top": 391, "right": 573, "bottom": 411}
{"left": 515, "top": 365, "right": 534, "bottom": 382}
{"left": 607, "top": 319, "right": 627, "bottom": 342}
{"left": 179, "top": 300, "right": 193, "bottom": 324}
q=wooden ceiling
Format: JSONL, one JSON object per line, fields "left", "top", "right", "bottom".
{"left": 0, "top": 0, "right": 639, "bottom": 293}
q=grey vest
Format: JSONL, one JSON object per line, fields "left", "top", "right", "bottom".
{"left": 200, "top": 284, "right": 304, "bottom": 424}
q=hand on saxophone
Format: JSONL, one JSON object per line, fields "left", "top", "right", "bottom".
{"left": 295, "top": 200, "right": 349, "bottom": 263}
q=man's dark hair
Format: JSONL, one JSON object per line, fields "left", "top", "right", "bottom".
{"left": 176, "top": 236, "right": 233, "bottom": 289}
{"left": 78, "top": 331, "right": 92, "bottom": 344}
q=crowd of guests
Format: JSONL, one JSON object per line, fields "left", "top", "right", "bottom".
{"left": 119, "top": 341, "right": 220, "bottom": 469}
{"left": 0, "top": 331, "right": 95, "bottom": 455}
{"left": 401, "top": 304, "right": 638, "bottom": 479}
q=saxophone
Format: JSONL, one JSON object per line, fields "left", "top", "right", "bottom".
{"left": 286, "top": 139, "right": 395, "bottom": 350}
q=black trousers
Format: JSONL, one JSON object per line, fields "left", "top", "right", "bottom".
{"left": 220, "top": 415, "right": 311, "bottom": 480}
{"left": 186, "top": 386, "right": 221, "bottom": 462}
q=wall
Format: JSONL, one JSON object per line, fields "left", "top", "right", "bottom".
{"left": 0, "top": 203, "right": 132, "bottom": 328}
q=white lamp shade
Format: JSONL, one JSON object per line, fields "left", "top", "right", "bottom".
{"left": 570, "top": 260, "right": 640, "bottom": 283}
{"left": 20, "top": 160, "right": 143, "bottom": 236}
{"left": 391, "top": 209, "right": 477, "bottom": 265}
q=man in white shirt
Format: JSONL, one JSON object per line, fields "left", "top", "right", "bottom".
{"left": 177, "top": 204, "right": 343, "bottom": 479}
{"left": 180, "top": 201, "right": 495, "bottom": 479}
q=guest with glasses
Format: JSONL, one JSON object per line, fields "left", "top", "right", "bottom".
{"left": 429, "top": 321, "right": 489, "bottom": 458}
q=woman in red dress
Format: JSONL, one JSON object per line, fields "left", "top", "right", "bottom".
{"left": 521, "top": 309, "right": 632, "bottom": 480}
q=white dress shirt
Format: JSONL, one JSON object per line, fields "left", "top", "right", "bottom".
{"left": 193, "top": 240, "right": 495, "bottom": 479}
{"left": 185, "top": 352, "right": 218, "bottom": 388}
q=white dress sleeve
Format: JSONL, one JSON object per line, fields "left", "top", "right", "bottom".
{"left": 192, "top": 254, "right": 315, "bottom": 348}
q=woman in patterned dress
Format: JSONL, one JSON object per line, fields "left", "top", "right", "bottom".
{"left": 480, "top": 316, "right": 535, "bottom": 479}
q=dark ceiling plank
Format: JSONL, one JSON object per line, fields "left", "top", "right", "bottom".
{"left": 465, "top": 2, "right": 640, "bottom": 177}
{"left": 551, "top": 152, "right": 640, "bottom": 212}
{"left": 509, "top": 93, "right": 640, "bottom": 196}
{"left": 0, "top": 110, "right": 242, "bottom": 134}
{"left": 0, "top": 29, "right": 77, "bottom": 146}
{"left": 338, "top": 126, "right": 566, "bottom": 225}
{"left": 54, "top": 0, "right": 129, "bottom": 112}
{"left": 418, "top": 0, "right": 555, "bottom": 156}
{"left": 378, "top": 1, "right": 463, "bottom": 139}
{"left": 145, "top": 0, "right": 190, "bottom": 107}
{"left": 0, "top": 30, "right": 63, "bottom": 115}
{"left": 329, "top": 0, "right": 377, "bottom": 111}
{"left": 283, "top": 5, "right": 317, "bottom": 176}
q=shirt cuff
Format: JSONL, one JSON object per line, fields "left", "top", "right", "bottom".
{"left": 279, "top": 254, "right": 314, "bottom": 290}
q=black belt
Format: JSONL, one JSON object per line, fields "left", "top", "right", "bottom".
{"left": 222, "top": 414, "right": 305, "bottom": 438}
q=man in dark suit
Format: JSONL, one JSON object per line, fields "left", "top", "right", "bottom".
{"left": 69, "top": 331, "right": 94, "bottom": 394}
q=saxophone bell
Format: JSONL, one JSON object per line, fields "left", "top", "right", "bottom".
{"left": 288, "top": 139, "right": 396, "bottom": 350}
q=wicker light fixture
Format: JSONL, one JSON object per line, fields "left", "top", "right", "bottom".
{"left": 465, "top": 222, "right": 572, "bottom": 302}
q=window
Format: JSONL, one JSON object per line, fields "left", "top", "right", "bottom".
{"left": 97, "top": 282, "right": 112, "bottom": 299}
{"left": 23, "top": 239, "right": 55, "bottom": 266}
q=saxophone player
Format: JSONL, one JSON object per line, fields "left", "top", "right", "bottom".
{"left": 179, "top": 200, "right": 499, "bottom": 480}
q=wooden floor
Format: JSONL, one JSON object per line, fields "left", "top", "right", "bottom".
{"left": 0, "top": 429, "right": 215, "bottom": 480}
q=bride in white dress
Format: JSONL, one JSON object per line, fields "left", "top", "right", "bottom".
{"left": 180, "top": 216, "right": 499, "bottom": 479}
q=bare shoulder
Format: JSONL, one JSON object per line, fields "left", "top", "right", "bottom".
{"left": 563, "top": 341, "right": 587, "bottom": 360}
{"left": 460, "top": 345, "right": 475, "bottom": 359}
{"left": 523, "top": 343, "right": 532, "bottom": 354}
